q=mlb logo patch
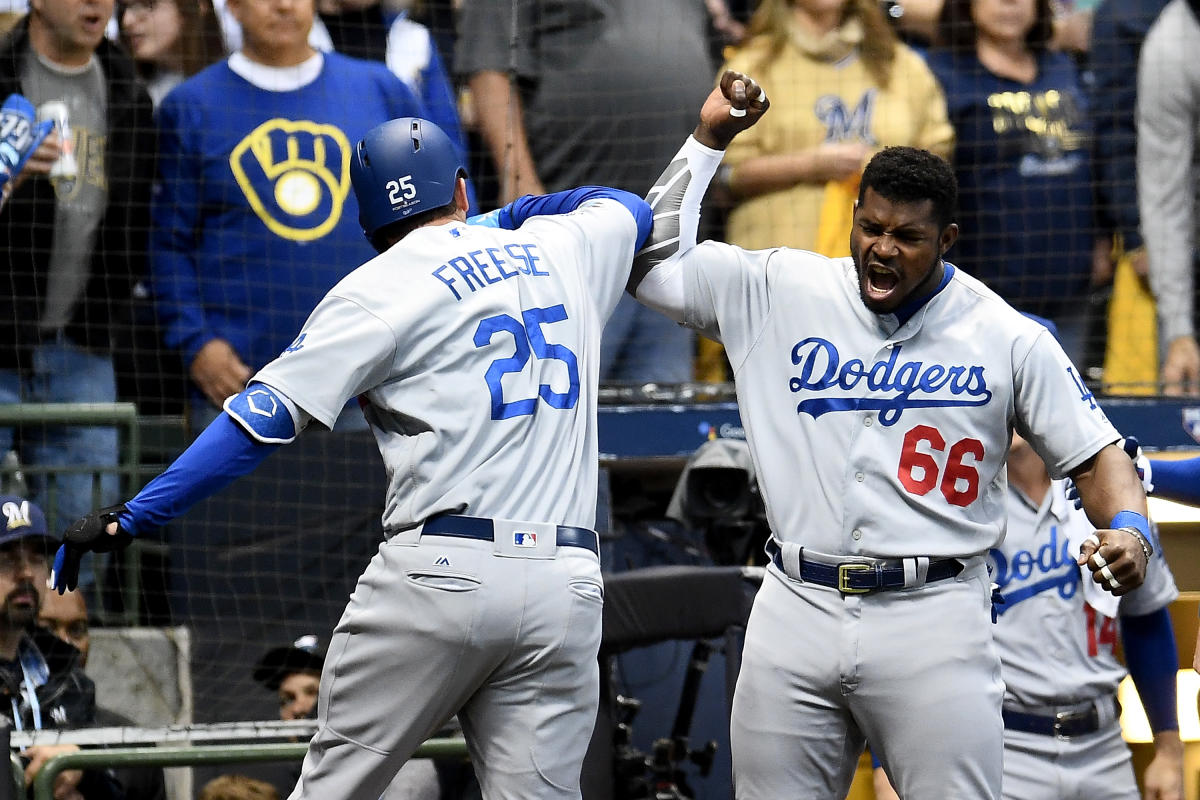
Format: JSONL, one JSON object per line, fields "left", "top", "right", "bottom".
{"left": 1184, "top": 408, "right": 1200, "bottom": 444}
{"left": 513, "top": 532, "right": 537, "bottom": 548}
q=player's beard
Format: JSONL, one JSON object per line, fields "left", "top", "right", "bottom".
{"left": 851, "top": 247, "right": 943, "bottom": 315}
{"left": 2, "top": 581, "right": 39, "bottom": 630}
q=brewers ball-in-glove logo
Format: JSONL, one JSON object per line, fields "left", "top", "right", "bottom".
{"left": 230, "top": 118, "right": 352, "bottom": 242}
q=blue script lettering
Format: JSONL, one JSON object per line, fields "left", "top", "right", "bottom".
{"left": 788, "top": 338, "right": 992, "bottom": 425}
{"left": 990, "top": 524, "right": 1080, "bottom": 613}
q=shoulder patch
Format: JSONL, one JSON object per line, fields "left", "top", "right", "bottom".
{"left": 224, "top": 384, "right": 299, "bottom": 444}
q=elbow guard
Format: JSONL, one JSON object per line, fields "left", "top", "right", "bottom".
{"left": 223, "top": 383, "right": 304, "bottom": 444}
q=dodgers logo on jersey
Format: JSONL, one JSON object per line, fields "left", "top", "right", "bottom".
{"left": 989, "top": 523, "right": 1079, "bottom": 615}
{"left": 788, "top": 338, "right": 992, "bottom": 426}
{"left": 230, "top": 119, "right": 352, "bottom": 242}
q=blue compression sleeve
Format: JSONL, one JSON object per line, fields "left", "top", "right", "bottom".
{"left": 1121, "top": 607, "right": 1179, "bottom": 733}
{"left": 120, "top": 412, "right": 281, "bottom": 535}
{"left": 469, "top": 187, "right": 652, "bottom": 249}
{"left": 1148, "top": 456, "right": 1200, "bottom": 506}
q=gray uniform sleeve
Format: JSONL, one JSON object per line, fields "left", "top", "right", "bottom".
{"left": 1138, "top": 1, "right": 1200, "bottom": 344}
{"left": 253, "top": 296, "right": 398, "bottom": 430}
{"left": 1013, "top": 330, "right": 1120, "bottom": 479}
{"left": 681, "top": 243, "right": 777, "bottom": 372}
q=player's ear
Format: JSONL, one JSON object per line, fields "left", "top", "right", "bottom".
{"left": 454, "top": 175, "right": 470, "bottom": 215}
{"left": 939, "top": 222, "right": 959, "bottom": 255}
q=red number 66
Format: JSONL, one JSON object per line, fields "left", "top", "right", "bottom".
{"left": 897, "top": 424, "right": 984, "bottom": 507}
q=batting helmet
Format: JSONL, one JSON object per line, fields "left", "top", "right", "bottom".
{"left": 350, "top": 117, "right": 466, "bottom": 243}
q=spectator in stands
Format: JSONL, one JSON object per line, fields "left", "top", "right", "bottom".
{"left": 1138, "top": 0, "right": 1200, "bottom": 396}
{"left": 252, "top": 636, "right": 440, "bottom": 799}
{"left": 118, "top": 0, "right": 225, "bottom": 106}
{"left": 0, "top": 495, "right": 125, "bottom": 799}
{"left": 38, "top": 588, "right": 169, "bottom": 800}
{"left": 456, "top": 0, "right": 714, "bottom": 384}
{"left": 1087, "top": 0, "right": 1170, "bottom": 394}
{"left": 0, "top": 0, "right": 155, "bottom": 583}
{"left": 925, "top": 0, "right": 1102, "bottom": 368}
{"left": 150, "top": 0, "right": 428, "bottom": 427}
{"left": 199, "top": 774, "right": 279, "bottom": 800}
{"left": 38, "top": 588, "right": 89, "bottom": 663}
{"left": 719, "top": 0, "right": 953, "bottom": 255}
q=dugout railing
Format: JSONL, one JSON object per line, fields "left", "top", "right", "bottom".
{"left": 6, "top": 722, "right": 468, "bottom": 800}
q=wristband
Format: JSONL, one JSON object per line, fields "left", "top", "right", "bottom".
{"left": 1111, "top": 510, "right": 1154, "bottom": 557}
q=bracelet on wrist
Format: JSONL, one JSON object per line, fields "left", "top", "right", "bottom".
{"left": 1120, "top": 526, "right": 1154, "bottom": 560}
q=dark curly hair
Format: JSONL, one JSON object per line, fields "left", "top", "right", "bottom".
{"left": 858, "top": 146, "right": 958, "bottom": 230}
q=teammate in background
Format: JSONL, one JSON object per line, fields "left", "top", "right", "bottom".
{"left": 1085, "top": 438, "right": 1200, "bottom": 677}
{"left": 628, "top": 94, "right": 1152, "bottom": 796}
{"left": 51, "top": 107, "right": 658, "bottom": 799}
{"left": 873, "top": 427, "right": 1183, "bottom": 800}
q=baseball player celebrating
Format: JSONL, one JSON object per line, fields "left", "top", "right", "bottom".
{"left": 48, "top": 116, "right": 654, "bottom": 799}
{"left": 629, "top": 78, "right": 1153, "bottom": 798}
{"left": 874, "top": 427, "right": 1183, "bottom": 800}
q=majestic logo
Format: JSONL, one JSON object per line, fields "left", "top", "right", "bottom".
{"left": 789, "top": 338, "right": 992, "bottom": 426}
{"left": 230, "top": 118, "right": 352, "bottom": 242}
{"left": 989, "top": 524, "right": 1079, "bottom": 614}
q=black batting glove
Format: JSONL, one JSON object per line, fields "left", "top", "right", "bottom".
{"left": 51, "top": 503, "right": 134, "bottom": 594}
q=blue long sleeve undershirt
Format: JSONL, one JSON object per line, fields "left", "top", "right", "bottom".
{"left": 1121, "top": 607, "right": 1179, "bottom": 734}
{"left": 469, "top": 187, "right": 653, "bottom": 249}
{"left": 1147, "top": 456, "right": 1200, "bottom": 506}
{"left": 120, "top": 412, "right": 281, "bottom": 535}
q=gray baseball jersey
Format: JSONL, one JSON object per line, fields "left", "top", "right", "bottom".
{"left": 676, "top": 242, "right": 1118, "bottom": 559}
{"left": 251, "top": 200, "right": 640, "bottom": 800}
{"left": 632, "top": 136, "right": 1122, "bottom": 800}
{"left": 256, "top": 203, "right": 636, "bottom": 531}
{"left": 992, "top": 479, "right": 1177, "bottom": 800}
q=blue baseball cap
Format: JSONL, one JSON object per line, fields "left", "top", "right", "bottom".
{"left": 0, "top": 495, "right": 56, "bottom": 552}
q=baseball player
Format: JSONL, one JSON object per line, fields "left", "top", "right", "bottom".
{"left": 47, "top": 114, "right": 654, "bottom": 799}
{"left": 873, "top": 428, "right": 1183, "bottom": 800}
{"left": 628, "top": 81, "right": 1153, "bottom": 798}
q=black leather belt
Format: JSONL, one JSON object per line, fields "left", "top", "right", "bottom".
{"left": 1002, "top": 700, "right": 1116, "bottom": 738}
{"left": 422, "top": 514, "right": 599, "bottom": 555}
{"left": 767, "top": 540, "right": 962, "bottom": 594}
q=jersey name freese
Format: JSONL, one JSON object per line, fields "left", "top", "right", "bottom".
{"left": 430, "top": 241, "right": 549, "bottom": 301}
{"left": 788, "top": 337, "right": 993, "bottom": 426}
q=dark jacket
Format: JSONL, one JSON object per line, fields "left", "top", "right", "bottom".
{"left": 0, "top": 627, "right": 126, "bottom": 799}
{"left": 0, "top": 19, "right": 156, "bottom": 371}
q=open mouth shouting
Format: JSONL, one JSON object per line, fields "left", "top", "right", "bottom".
{"left": 864, "top": 262, "right": 900, "bottom": 304}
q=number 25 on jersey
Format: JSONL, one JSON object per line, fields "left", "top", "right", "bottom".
{"left": 474, "top": 304, "right": 580, "bottom": 420}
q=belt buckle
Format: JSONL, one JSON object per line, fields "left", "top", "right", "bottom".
{"left": 837, "top": 563, "right": 873, "bottom": 594}
{"left": 1053, "top": 710, "right": 1079, "bottom": 739}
